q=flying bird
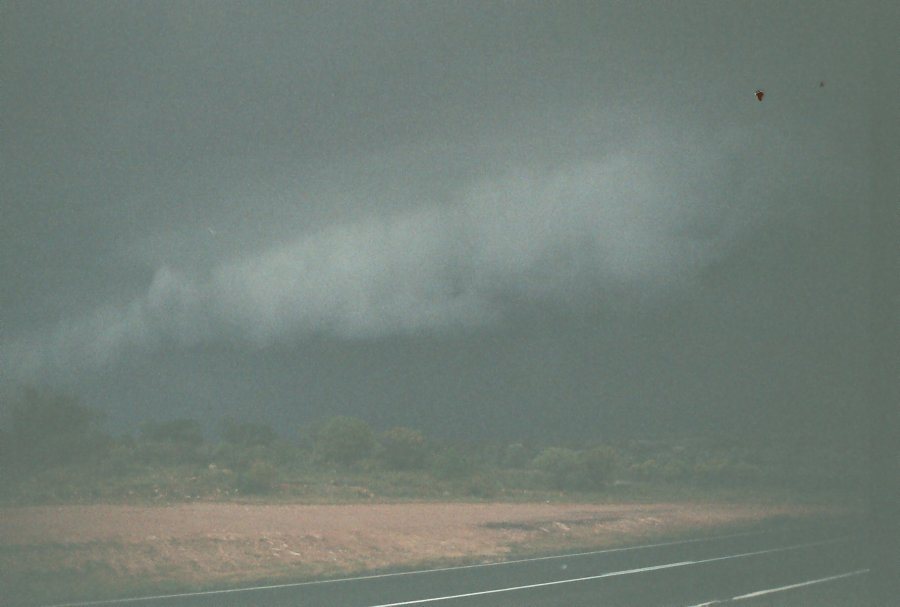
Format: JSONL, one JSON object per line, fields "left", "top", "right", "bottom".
{"left": 755, "top": 89, "right": 765, "bottom": 102}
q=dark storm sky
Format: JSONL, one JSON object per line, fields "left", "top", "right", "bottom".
{"left": 0, "top": 1, "right": 875, "bottom": 440}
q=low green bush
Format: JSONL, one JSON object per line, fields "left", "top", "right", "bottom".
{"left": 582, "top": 446, "right": 617, "bottom": 488}
{"left": 531, "top": 446, "right": 617, "bottom": 491}
{"left": 431, "top": 447, "right": 476, "bottom": 480}
{"left": 460, "top": 474, "right": 499, "bottom": 498}
{"left": 502, "top": 443, "right": 529, "bottom": 468}
{"left": 235, "top": 460, "right": 278, "bottom": 495}
{"left": 315, "top": 416, "right": 375, "bottom": 465}
{"left": 532, "top": 447, "right": 585, "bottom": 490}
{"left": 221, "top": 420, "right": 278, "bottom": 447}
{"left": 380, "top": 427, "right": 428, "bottom": 470}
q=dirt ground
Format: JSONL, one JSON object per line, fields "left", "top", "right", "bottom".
{"left": 0, "top": 500, "right": 831, "bottom": 598}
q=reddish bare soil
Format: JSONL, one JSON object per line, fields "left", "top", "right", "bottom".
{"left": 0, "top": 502, "right": 825, "bottom": 593}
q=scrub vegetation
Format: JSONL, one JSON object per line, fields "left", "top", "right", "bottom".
{"left": 0, "top": 390, "right": 865, "bottom": 506}
{"left": 0, "top": 390, "right": 865, "bottom": 605}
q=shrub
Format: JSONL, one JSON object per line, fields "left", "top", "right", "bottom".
{"left": 431, "top": 447, "right": 476, "bottom": 480}
{"left": 315, "top": 416, "right": 375, "bottom": 465}
{"left": 582, "top": 446, "right": 617, "bottom": 488}
{"left": 221, "top": 420, "right": 278, "bottom": 447}
{"left": 140, "top": 419, "right": 204, "bottom": 446}
{"left": 462, "top": 474, "right": 499, "bottom": 498}
{"left": 135, "top": 419, "right": 206, "bottom": 465}
{"left": 214, "top": 441, "right": 282, "bottom": 470}
{"left": 692, "top": 456, "right": 730, "bottom": 484}
{"left": 236, "top": 460, "right": 277, "bottom": 495}
{"left": 502, "top": 443, "right": 529, "bottom": 468}
{"left": 661, "top": 459, "right": 691, "bottom": 481}
{"left": 7, "top": 389, "right": 109, "bottom": 469}
{"left": 532, "top": 447, "right": 584, "bottom": 490}
{"left": 0, "top": 428, "right": 8, "bottom": 465}
{"left": 380, "top": 427, "right": 428, "bottom": 470}
{"left": 629, "top": 458, "right": 660, "bottom": 480}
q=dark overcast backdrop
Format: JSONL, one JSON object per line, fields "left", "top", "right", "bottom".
{"left": 0, "top": 1, "right": 880, "bottom": 441}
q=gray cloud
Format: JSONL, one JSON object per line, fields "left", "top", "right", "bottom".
{"left": 1, "top": 1, "right": 875, "bottom": 441}
{"left": 2, "top": 116, "right": 805, "bottom": 383}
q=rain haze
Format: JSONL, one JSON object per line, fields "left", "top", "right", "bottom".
{"left": 1, "top": 1, "right": 873, "bottom": 441}
{"left": 3, "top": 2, "right": 900, "bottom": 606}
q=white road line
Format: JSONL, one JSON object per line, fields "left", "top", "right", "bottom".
{"left": 366, "top": 561, "right": 697, "bottom": 607}
{"left": 690, "top": 535, "right": 852, "bottom": 566}
{"left": 363, "top": 537, "right": 853, "bottom": 607}
{"left": 685, "top": 569, "right": 870, "bottom": 606}
{"left": 42, "top": 528, "right": 769, "bottom": 607}
{"left": 732, "top": 569, "right": 870, "bottom": 600}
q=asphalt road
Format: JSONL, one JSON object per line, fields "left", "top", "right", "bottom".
{"left": 50, "top": 518, "right": 869, "bottom": 607}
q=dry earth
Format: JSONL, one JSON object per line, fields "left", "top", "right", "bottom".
{"left": 0, "top": 501, "right": 829, "bottom": 601}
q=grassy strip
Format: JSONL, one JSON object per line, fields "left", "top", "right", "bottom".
{"left": 0, "top": 459, "right": 864, "bottom": 509}
{"left": 1, "top": 501, "right": 855, "bottom": 607}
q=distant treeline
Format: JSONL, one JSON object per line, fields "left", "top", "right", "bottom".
{"left": 0, "top": 389, "right": 866, "bottom": 504}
